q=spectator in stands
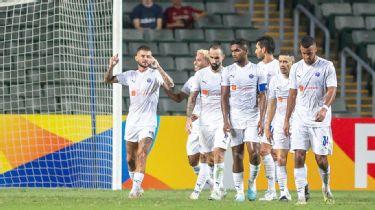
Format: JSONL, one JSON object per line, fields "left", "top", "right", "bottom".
{"left": 131, "top": 0, "right": 163, "bottom": 30}
{"left": 164, "top": 0, "right": 207, "bottom": 29}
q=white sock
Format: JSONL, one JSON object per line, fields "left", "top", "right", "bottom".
{"left": 213, "top": 162, "right": 225, "bottom": 192}
{"left": 132, "top": 172, "right": 144, "bottom": 191}
{"left": 232, "top": 172, "right": 244, "bottom": 194}
{"left": 263, "top": 154, "right": 276, "bottom": 192}
{"left": 319, "top": 165, "right": 330, "bottom": 191}
{"left": 274, "top": 160, "right": 278, "bottom": 184}
{"left": 294, "top": 167, "right": 307, "bottom": 200}
{"left": 248, "top": 164, "right": 260, "bottom": 191}
{"left": 129, "top": 171, "right": 135, "bottom": 181}
{"left": 206, "top": 165, "right": 214, "bottom": 187}
{"left": 193, "top": 163, "right": 209, "bottom": 193}
{"left": 192, "top": 164, "right": 200, "bottom": 175}
{"left": 276, "top": 165, "right": 288, "bottom": 194}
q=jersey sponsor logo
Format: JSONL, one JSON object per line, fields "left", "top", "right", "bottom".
{"left": 315, "top": 72, "right": 320, "bottom": 77}
{"left": 298, "top": 85, "right": 304, "bottom": 92}
{"left": 231, "top": 85, "right": 237, "bottom": 91}
{"left": 131, "top": 90, "right": 137, "bottom": 96}
{"left": 201, "top": 89, "right": 208, "bottom": 96}
{"left": 249, "top": 74, "right": 254, "bottom": 79}
{"left": 147, "top": 78, "right": 152, "bottom": 83}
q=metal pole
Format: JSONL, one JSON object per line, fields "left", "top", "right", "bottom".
{"left": 249, "top": 0, "right": 254, "bottom": 21}
{"left": 340, "top": 50, "right": 346, "bottom": 98}
{"left": 293, "top": 9, "right": 299, "bottom": 57}
{"left": 324, "top": 32, "right": 330, "bottom": 60}
{"left": 264, "top": 0, "right": 269, "bottom": 32}
{"left": 279, "top": 0, "right": 285, "bottom": 50}
{"left": 310, "top": 19, "right": 315, "bottom": 38}
{"left": 356, "top": 63, "right": 362, "bottom": 115}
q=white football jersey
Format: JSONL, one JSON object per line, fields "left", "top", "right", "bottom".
{"left": 181, "top": 76, "right": 201, "bottom": 115}
{"left": 116, "top": 68, "right": 164, "bottom": 127}
{"left": 257, "top": 59, "right": 280, "bottom": 84}
{"left": 221, "top": 62, "right": 268, "bottom": 128}
{"left": 191, "top": 66, "right": 223, "bottom": 127}
{"left": 268, "top": 73, "right": 290, "bottom": 131}
{"left": 289, "top": 57, "right": 337, "bottom": 127}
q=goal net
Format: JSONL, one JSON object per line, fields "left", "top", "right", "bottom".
{"left": 0, "top": 0, "right": 121, "bottom": 189}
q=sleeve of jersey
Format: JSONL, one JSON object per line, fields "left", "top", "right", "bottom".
{"left": 116, "top": 72, "right": 129, "bottom": 86}
{"left": 268, "top": 77, "right": 276, "bottom": 100}
{"left": 191, "top": 72, "right": 200, "bottom": 92}
{"left": 180, "top": 78, "right": 191, "bottom": 94}
{"left": 221, "top": 67, "right": 230, "bottom": 86}
{"left": 326, "top": 63, "right": 337, "bottom": 87}
{"left": 155, "top": 70, "right": 165, "bottom": 86}
{"left": 288, "top": 65, "right": 298, "bottom": 89}
{"left": 257, "top": 67, "right": 267, "bottom": 92}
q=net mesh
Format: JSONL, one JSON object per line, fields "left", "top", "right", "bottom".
{"left": 0, "top": 0, "right": 114, "bottom": 188}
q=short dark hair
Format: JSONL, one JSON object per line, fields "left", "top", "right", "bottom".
{"left": 255, "top": 35, "right": 275, "bottom": 54}
{"left": 136, "top": 45, "right": 151, "bottom": 53}
{"left": 230, "top": 38, "right": 248, "bottom": 50}
{"left": 300, "top": 36, "right": 316, "bottom": 48}
{"left": 208, "top": 43, "right": 224, "bottom": 54}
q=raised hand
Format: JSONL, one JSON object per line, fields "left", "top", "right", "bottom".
{"left": 109, "top": 54, "right": 119, "bottom": 68}
{"left": 149, "top": 56, "right": 160, "bottom": 69}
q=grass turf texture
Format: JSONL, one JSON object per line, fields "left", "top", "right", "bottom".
{"left": 0, "top": 189, "right": 374, "bottom": 210}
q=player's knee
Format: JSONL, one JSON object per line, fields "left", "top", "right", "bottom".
{"left": 188, "top": 155, "right": 199, "bottom": 167}
{"left": 250, "top": 151, "right": 260, "bottom": 164}
{"left": 277, "top": 155, "right": 287, "bottom": 166}
{"left": 316, "top": 155, "right": 329, "bottom": 169}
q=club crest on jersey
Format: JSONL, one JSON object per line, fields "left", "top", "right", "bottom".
{"left": 249, "top": 74, "right": 254, "bottom": 79}
{"left": 147, "top": 78, "right": 152, "bottom": 83}
{"left": 201, "top": 89, "right": 208, "bottom": 96}
{"left": 298, "top": 85, "right": 304, "bottom": 92}
{"left": 315, "top": 72, "right": 320, "bottom": 77}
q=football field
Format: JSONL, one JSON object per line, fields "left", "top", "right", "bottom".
{"left": 0, "top": 189, "right": 374, "bottom": 210}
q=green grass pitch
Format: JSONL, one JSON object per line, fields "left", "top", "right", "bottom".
{"left": 0, "top": 189, "right": 374, "bottom": 210}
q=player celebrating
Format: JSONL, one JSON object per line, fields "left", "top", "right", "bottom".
{"left": 264, "top": 54, "right": 295, "bottom": 201}
{"left": 186, "top": 45, "right": 225, "bottom": 200}
{"left": 213, "top": 39, "right": 267, "bottom": 202}
{"left": 254, "top": 35, "right": 280, "bottom": 201}
{"left": 284, "top": 36, "right": 336, "bottom": 205}
{"left": 104, "top": 46, "right": 174, "bottom": 199}
{"left": 163, "top": 49, "right": 213, "bottom": 188}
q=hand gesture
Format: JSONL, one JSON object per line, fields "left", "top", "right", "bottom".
{"left": 257, "top": 120, "right": 264, "bottom": 136}
{"left": 186, "top": 117, "right": 193, "bottom": 134}
{"left": 149, "top": 56, "right": 160, "bottom": 69}
{"left": 191, "top": 114, "right": 199, "bottom": 122}
{"left": 283, "top": 120, "right": 290, "bottom": 137}
{"left": 223, "top": 120, "right": 232, "bottom": 134}
{"left": 315, "top": 108, "right": 327, "bottom": 122}
{"left": 264, "top": 127, "right": 273, "bottom": 143}
{"left": 109, "top": 54, "right": 119, "bottom": 68}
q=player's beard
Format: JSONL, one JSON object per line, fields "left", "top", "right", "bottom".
{"left": 137, "top": 60, "right": 149, "bottom": 68}
{"left": 210, "top": 62, "right": 221, "bottom": 71}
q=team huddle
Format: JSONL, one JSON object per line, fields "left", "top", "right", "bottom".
{"left": 104, "top": 35, "right": 337, "bottom": 205}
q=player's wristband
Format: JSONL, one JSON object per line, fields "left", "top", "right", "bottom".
{"left": 321, "top": 105, "right": 329, "bottom": 111}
